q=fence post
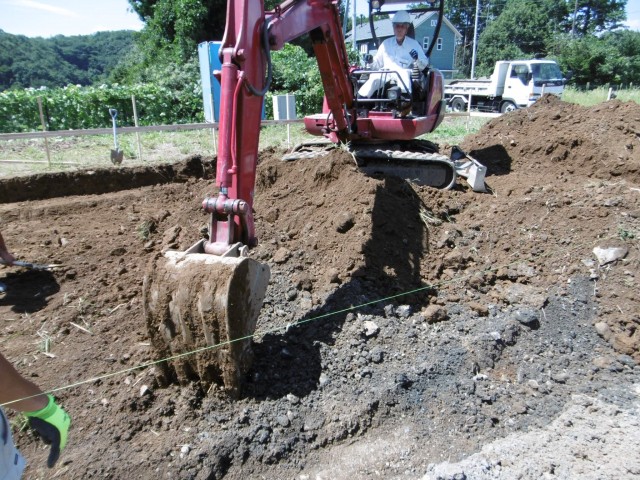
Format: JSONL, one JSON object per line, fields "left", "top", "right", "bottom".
{"left": 37, "top": 96, "right": 51, "bottom": 167}
{"left": 466, "top": 93, "right": 472, "bottom": 131}
{"left": 131, "top": 95, "right": 143, "bottom": 161}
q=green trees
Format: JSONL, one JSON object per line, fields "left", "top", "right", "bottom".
{"left": 453, "top": 0, "right": 636, "bottom": 85}
{"left": 266, "top": 44, "right": 324, "bottom": 117}
{"left": 114, "top": 1, "right": 227, "bottom": 111}
{"left": 569, "top": 0, "right": 627, "bottom": 36}
{"left": 127, "top": 0, "right": 226, "bottom": 66}
{"left": 557, "top": 30, "right": 640, "bottom": 85}
{"left": 2, "top": 0, "right": 636, "bottom": 130}
{"left": 474, "top": 0, "right": 566, "bottom": 76}
{"left": 0, "top": 30, "right": 135, "bottom": 90}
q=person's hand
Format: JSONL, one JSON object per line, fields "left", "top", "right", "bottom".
{"left": 25, "top": 395, "right": 71, "bottom": 468}
{"left": 409, "top": 49, "right": 419, "bottom": 61}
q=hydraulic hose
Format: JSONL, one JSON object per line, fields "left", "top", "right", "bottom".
{"left": 245, "top": 19, "right": 273, "bottom": 97}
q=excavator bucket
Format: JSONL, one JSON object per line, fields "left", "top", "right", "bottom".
{"left": 143, "top": 242, "right": 270, "bottom": 397}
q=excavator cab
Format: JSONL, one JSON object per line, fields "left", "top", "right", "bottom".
{"left": 351, "top": 2, "right": 441, "bottom": 119}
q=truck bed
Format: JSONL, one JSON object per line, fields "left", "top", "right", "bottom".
{"left": 444, "top": 79, "right": 495, "bottom": 95}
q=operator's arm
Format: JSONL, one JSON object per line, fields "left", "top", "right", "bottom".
{"left": 370, "top": 41, "right": 387, "bottom": 70}
{"left": 0, "top": 232, "right": 16, "bottom": 265}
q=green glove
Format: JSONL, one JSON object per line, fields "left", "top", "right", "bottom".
{"left": 25, "top": 395, "right": 70, "bottom": 468}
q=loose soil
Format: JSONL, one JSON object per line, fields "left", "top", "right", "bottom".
{"left": 1, "top": 95, "right": 639, "bottom": 479}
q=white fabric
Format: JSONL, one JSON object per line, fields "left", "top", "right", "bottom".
{"left": 0, "top": 408, "right": 25, "bottom": 480}
{"left": 358, "top": 36, "right": 429, "bottom": 97}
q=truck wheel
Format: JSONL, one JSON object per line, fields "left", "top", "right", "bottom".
{"left": 500, "top": 101, "right": 517, "bottom": 113}
{"left": 450, "top": 98, "right": 466, "bottom": 112}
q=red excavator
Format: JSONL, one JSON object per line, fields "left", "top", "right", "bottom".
{"left": 143, "top": 0, "right": 485, "bottom": 396}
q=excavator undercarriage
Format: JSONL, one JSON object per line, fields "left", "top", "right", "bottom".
{"left": 283, "top": 139, "right": 487, "bottom": 192}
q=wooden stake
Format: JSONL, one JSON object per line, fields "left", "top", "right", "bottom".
{"left": 132, "top": 95, "right": 143, "bottom": 161}
{"left": 37, "top": 97, "right": 51, "bottom": 167}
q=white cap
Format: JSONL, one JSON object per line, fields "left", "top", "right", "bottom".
{"left": 391, "top": 10, "right": 411, "bottom": 24}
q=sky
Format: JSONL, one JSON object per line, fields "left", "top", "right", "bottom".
{"left": 0, "top": 0, "right": 638, "bottom": 38}
{"left": 627, "top": 0, "right": 640, "bottom": 30}
{"left": 0, "top": 0, "right": 144, "bottom": 37}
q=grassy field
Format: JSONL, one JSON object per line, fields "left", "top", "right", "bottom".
{"left": 562, "top": 85, "right": 640, "bottom": 105}
{"left": 0, "top": 89, "right": 637, "bottom": 178}
{"left": 0, "top": 116, "right": 489, "bottom": 178}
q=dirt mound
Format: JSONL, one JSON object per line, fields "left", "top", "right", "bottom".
{"left": 254, "top": 147, "right": 453, "bottom": 300}
{"left": 1, "top": 97, "right": 638, "bottom": 479}
{"left": 462, "top": 94, "right": 640, "bottom": 183}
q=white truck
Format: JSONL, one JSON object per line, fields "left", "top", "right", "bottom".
{"left": 444, "top": 60, "right": 565, "bottom": 113}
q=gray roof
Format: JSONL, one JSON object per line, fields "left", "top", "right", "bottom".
{"left": 345, "top": 12, "right": 461, "bottom": 43}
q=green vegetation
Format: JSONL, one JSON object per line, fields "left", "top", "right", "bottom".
{"left": 450, "top": 0, "right": 635, "bottom": 85}
{"left": 0, "top": 86, "right": 636, "bottom": 179}
{"left": 0, "top": 0, "right": 638, "bottom": 138}
{"left": 562, "top": 86, "right": 640, "bottom": 106}
{"left": 0, "top": 82, "right": 203, "bottom": 133}
{"left": 0, "top": 42, "right": 318, "bottom": 134}
{"left": 425, "top": 116, "right": 491, "bottom": 145}
{"left": 264, "top": 44, "right": 325, "bottom": 119}
{"left": 0, "top": 30, "right": 135, "bottom": 90}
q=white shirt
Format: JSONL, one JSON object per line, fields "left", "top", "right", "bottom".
{"left": 372, "top": 36, "right": 429, "bottom": 72}
{"left": 358, "top": 36, "right": 429, "bottom": 97}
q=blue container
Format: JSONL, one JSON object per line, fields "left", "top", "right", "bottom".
{"left": 198, "top": 41, "right": 222, "bottom": 122}
{"left": 198, "top": 41, "right": 265, "bottom": 122}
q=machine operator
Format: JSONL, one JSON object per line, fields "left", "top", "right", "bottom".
{"left": 358, "top": 10, "right": 430, "bottom": 98}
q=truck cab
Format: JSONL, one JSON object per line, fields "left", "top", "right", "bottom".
{"left": 503, "top": 60, "right": 565, "bottom": 111}
{"left": 444, "top": 59, "right": 565, "bottom": 113}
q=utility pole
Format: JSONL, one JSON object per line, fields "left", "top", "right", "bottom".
{"left": 470, "top": 0, "right": 480, "bottom": 79}
{"left": 571, "top": 0, "right": 578, "bottom": 37}
{"left": 352, "top": 0, "right": 357, "bottom": 51}
{"left": 343, "top": 0, "right": 349, "bottom": 39}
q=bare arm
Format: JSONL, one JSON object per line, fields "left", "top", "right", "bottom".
{"left": 0, "top": 352, "right": 48, "bottom": 411}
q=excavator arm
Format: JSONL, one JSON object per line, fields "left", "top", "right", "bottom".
{"left": 205, "top": 0, "right": 355, "bottom": 255}
{"left": 144, "top": 0, "right": 359, "bottom": 397}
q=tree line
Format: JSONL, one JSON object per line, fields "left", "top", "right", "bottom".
{"left": 123, "top": 0, "right": 640, "bottom": 93}
{"left": 2, "top": 0, "right": 638, "bottom": 90}
{"left": 0, "top": 30, "right": 135, "bottom": 91}
{"left": 0, "top": 0, "right": 637, "bottom": 132}
{"left": 459, "top": 0, "right": 640, "bottom": 84}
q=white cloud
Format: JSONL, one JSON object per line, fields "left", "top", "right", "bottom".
{"left": 7, "top": 0, "right": 79, "bottom": 18}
